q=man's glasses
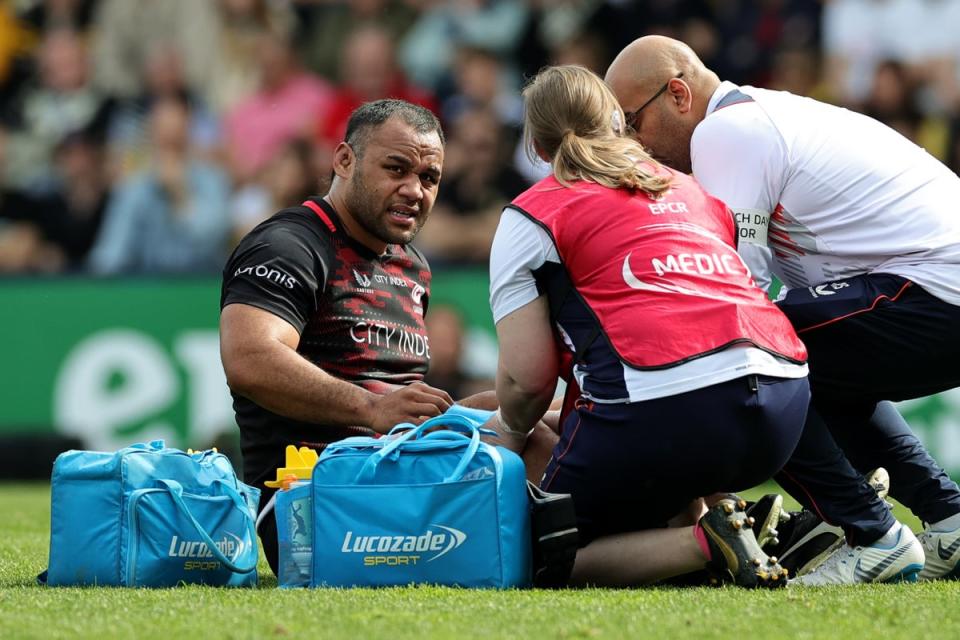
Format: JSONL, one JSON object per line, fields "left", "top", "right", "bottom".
{"left": 624, "top": 72, "right": 684, "bottom": 131}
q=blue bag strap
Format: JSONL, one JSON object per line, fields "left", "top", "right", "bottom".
{"left": 354, "top": 413, "right": 482, "bottom": 484}
{"left": 156, "top": 479, "right": 258, "bottom": 574}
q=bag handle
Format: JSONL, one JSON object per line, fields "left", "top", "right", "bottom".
{"left": 354, "top": 413, "right": 482, "bottom": 484}
{"left": 129, "top": 440, "right": 165, "bottom": 451}
{"left": 157, "top": 479, "right": 258, "bottom": 574}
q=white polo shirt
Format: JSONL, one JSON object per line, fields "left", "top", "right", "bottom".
{"left": 691, "top": 82, "right": 960, "bottom": 306}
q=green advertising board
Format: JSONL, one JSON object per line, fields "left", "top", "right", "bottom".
{"left": 2, "top": 275, "right": 959, "bottom": 476}
{"left": 0, "top": 272, "right": 496, "bottom": 452}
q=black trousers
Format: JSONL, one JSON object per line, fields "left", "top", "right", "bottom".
{"left": 775, "top": 273, "right": 960, "bottom": 544}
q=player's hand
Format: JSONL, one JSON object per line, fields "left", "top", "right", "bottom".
{"left": 365, "top": 382, "right": 454, "bottom": 434}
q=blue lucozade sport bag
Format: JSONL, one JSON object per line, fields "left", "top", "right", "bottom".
{"left": 42, "top": 440, "right": 260, "bottom": 587}
{"left": 309, "top": 409, "right": 531, "bottom": 588}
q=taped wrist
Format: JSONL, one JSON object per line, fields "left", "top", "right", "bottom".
{"left": 496, "top": 409, "right": 534, "bottom": 439}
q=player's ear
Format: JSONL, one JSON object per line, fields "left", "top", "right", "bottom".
{"left": 332, "top": 142, "right": 355, "bottom": 180}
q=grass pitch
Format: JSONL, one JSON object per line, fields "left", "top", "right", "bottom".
{"left": 2, "top": 482, "right": 959, "bottom": 640}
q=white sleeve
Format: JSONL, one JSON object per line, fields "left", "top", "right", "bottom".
{"left": 691, "top": 108, "right": 786, "bottom": 226}
{"left": 489, "top": 208, "right": 559, "bottom": 324}
{"left": 737, "top": 243, "right": 775, "bottom": 293}
{"left": 691, "top": 107, "right": 787, "bottom": 291}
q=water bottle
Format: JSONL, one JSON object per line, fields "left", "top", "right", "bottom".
{"left": 277, "top": 479, "right": 312, "bottom": 587}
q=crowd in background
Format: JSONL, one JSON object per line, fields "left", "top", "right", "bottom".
{"left": 1, "top": 0, "right": 960, "bottom": 277}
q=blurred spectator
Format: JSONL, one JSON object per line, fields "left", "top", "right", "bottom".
{"left": 0, "top": 121, "right": 105, "bottom": 274}
{"left": 208, "top": 0, "right": 298, "bottom": 113}
{"left": 824, "top": 0, "right": 960, "bottom": 113}
{"left": 35, "top": 129, "right": 110, "bottom": 270}
{"left": 863, "top": 58, "right": 953, "bottom": 160}
{"left": 2, "top": 27, "right": 109, "bottom": 189}
{"left": 91, "top": 0, "right": 221, "bottom": 102}
{"left": 423, "top": 304, "right": 492, "bottom": 400}
{"left": 767, "top": 46, "right": 827, "bottom": 100}
{"left": 514, "top": 0, "right": 606, "bottom": 80}
{"left": 441, "top": 46, "right": 523, "bottom": 127}
{"left": 862, "top": 60, "right": 923, "bottom": 137}
{"left": 18, "top": 0, "right": 97, "bottom": 33}
{"left": 223, "top": 27, "right": 333, "bottom": 184}
{"left": 947, "top": 119, "right": 960, "bottom": 176}
{"left": 398, "top": 0, "right": 530, "bottom": 91}
{"left": 297, "top": 0, "right": 417, "bottom": 82}
{"left": 88, "top": 95, "right": 231, "bottom": 274}
{"left": 414, "top": 107, "right": 529, "bottom": 264}
{"left": 549, "top": 30, "right": 609, "bottom": 74}
{"left": 107, "top": 44, "right": 221, "bottom": 180}
{"left": 314, "top": 24, "right": 437, "bottom": 167}
{"left": 229, "top": 138, "right": 316, "bottom": 245}
{"left": 514, "top": 29, "right": 610, "bottom": 184}
{"left": 0, "top": 3, "right": 36, "bottom": 109}
{"left": 0, "top": 125, "right": 47, "bottom": 273}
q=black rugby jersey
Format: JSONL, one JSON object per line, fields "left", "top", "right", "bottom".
{"left": 221, "top": 197, "right": 431, "bottom": 489}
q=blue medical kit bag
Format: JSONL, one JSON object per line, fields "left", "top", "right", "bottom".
{"left": 306, "top": 409, "right": 532, "bottom": 588}
{"left": 42, "top": 440, "right": 260, "bottom": 587}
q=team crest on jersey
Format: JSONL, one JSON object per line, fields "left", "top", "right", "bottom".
{"left": 411, "top": 283, "right": 425, "bottom": 304}
{"left": 411, "top": 283, "right": 425, "bottom": 315}
{"left": 353, "top": 269, "right": 372, "bottom": 288}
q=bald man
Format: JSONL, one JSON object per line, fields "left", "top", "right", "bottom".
{"left": 605, "top": 36, "right": 960, "bottom": 585}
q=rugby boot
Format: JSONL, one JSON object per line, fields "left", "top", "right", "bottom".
{"left": 746, "top": 493, "right": 788, "bottom": 549}
{"left": 699, "top": 495, "right": 789, "bottom": 588}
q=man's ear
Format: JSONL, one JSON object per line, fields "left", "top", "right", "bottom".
{"left": 670, "top": 78, "right": 693, "bottom": 114}
{"left": 331, "top": 142, "right": 355, "bottom": 180}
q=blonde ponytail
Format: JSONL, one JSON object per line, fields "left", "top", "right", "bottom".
{"left": 523, "top": 65, "right": 672, "bottom": 196}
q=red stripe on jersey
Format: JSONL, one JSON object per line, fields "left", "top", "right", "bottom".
{"left": 303, "top": 200, "right": 337, "bottom": 232}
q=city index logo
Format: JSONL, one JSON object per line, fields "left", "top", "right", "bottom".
{"left": 167, "top": 532, "right": 245, "bottom": 559}
{"left": 234, "top": 264, "right": 297, "bottom": 289}
{"left": 340, "top": 525, "right": 467, "bottom": 563}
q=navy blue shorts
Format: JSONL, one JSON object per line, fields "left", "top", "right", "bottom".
{"left": 775, "top": 273, "right": 960, "bottom": 532}
{"left": 777, "top": 273, "right": 960, "bottom": 405}
{"left": 541, "top": 375, "right": 809, "bottom": 545}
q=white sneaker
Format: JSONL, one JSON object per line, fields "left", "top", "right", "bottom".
{"left": 918, "top": 522, "right": 960, "bottom": 580}
{"left": 790, "top": 523, "right": 924, "bottom": 586}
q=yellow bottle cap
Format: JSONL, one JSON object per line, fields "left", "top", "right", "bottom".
{"left": 264, "top": 445, "right": 319, "bottom": 488}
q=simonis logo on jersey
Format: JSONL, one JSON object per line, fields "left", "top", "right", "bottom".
{"left": 340, "top": 524, "right": 467, "bottom": 567}
{"left": 235, "top": 264, "right": 298, "bottom": 289}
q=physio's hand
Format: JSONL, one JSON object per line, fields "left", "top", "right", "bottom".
{"left": 365, "top": 382, "right": 454, "bottom": 434}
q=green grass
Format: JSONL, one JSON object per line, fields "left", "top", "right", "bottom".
{"left": 2, "top": 482, "right": 959, "bottom": 640}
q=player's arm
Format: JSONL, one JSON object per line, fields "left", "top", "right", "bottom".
{"left": 220, "top": 303, "right": 452, "bottom": 432}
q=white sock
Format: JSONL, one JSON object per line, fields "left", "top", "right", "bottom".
{"left": 928, "top": 511, "right": 960, "bottom": 532}
{"left": 875, "top": 522, "right": 902, "bottom": 546}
